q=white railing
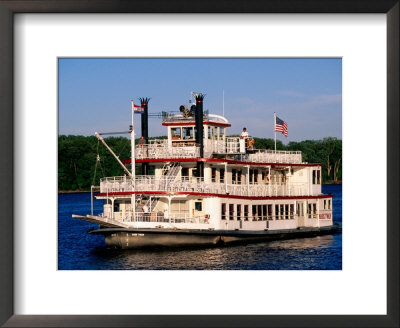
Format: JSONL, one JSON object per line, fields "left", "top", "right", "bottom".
{"left": 112, "top": 211, "right": 208, "bottom": 224}
{"left": 247, "top": 150, "right": 302, "bottom": 164}
{"left": 136, "top": 142, "right": 200, "bottom": 159}
{"left": 135, "top": 138, "right": 302, "bottom": 163}
{"left": 99, "top": 176, "right": 309, "bottom": 197}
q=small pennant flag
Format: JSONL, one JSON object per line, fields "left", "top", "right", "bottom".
{"left": 132, "top": 103, "right": 144, "bottom": 113}
{"left": 275, "top": 116, "right": 288, "bottom": 137}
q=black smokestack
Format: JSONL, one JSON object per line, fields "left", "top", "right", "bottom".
{"left": 139, "top": 97, "right": 150, "bottom": 175}
{"left": 195, "top": 93, "right": 205, "bottom": 177}
{"left": 195, "top": 93, "right": 205, "bottom": 158}
{"left": 139, "top": 97, "right": 150, "bottom": 143}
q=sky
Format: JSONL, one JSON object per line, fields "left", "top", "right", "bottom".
{"left": 58, "top": 58, "right": 341, "bottom": 142}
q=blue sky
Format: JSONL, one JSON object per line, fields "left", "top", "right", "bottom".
{"left": 58, "top": 58, "right": 341, "bottom": 142}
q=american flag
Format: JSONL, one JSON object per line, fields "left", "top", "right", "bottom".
{"left": 275, "top": 116, "right": 288, "bottom": 137}
{"left": 132, "top": 103, "right": 144, "bottom": 113}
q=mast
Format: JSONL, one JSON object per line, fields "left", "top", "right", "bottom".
{"left": 131, "top": 100, "right": 136, "bottom": 222}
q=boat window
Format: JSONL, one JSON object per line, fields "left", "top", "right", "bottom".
{"left": 262, "top": 171, "right": 268, "bottom": 184}
{"left": 280, "top": 204, "right": 284, "bottom": 219}
{"left": 244, "top": 205, "right": 249, "bottom": 221}
{"left": 171, "top": 127, "right": 181, "bottom": 139}
{"left": 328, "top": 199, "right": 331, "bottom": 209}
{"left": 262, "top": 204, "right": 267, "bottom": 221}
{"left": 214, "top": 127, "right": 218, "bottom": 139}
{"left": 231, "top": 169, "right": 242, "bottom": 185}
{"left": 324, "top": 199, "right": 327, "bottom": 209}
{"left": 249, "top": 169, "right": 258, "bottom": 184}
{"left": 220, "top": 168, "right": 225, "bottom": 183}
{"left": 149, "top": 166, "right": 155, "bottom": 175}
{"left": 211, "top": 168, "right": 217, "bottom": 182}
{"left": 268, "top": 205, "right": 273, "bottom": 220}
{"left": 237, "top": 204, "right": 241, "bottom": 220}
{"left": 290, "top": 204, "right": 294, "bottom": 219}
{"left": 183, "top": 127, "right": 193, "bottom": 139}
{"left": 195, "top": 202, "right": 202, "bottom": 211}
{"left": 221, "top": 203, "right": 226, "bottom": 220}
{"left": 313, "top": 204, "right": 317, "bottom": 218}
{"left": 275, "top": 204, "right": 280, "bottom": 220}
{"left": 229, "top": 204, "right": 234, "bottom": 220}
{"left": 232, "top": 169, "right": 237, "bottom": 184}
{"left": 181, "top": 168, "right": 189, "bottom": 181}
{"left": 257, "top": 205, "right": 262, "bottom": 220}
{"left": 208, "top": 126, "right": 212, "bottom": 139}
{"left": 312, "top": 169, "right": 321, "bottom": 184}
{"left": 252, "top": 205, "right": 257, "bottom": 221}
{"left": 285, "top": 204, "right": 289, "bottom": 219}
{"left": 307, "top": 204, "right": 312, "bottom": 218}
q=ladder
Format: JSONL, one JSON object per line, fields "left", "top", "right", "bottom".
{"left": 161, "top": 162, "right": 181, "bottom": 189}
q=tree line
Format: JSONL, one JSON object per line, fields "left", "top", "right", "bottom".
{"left": 58, "top": 135, "right": 342, "bottom": 191}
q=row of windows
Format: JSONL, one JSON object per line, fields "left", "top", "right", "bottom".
{"left": 221, "top": 200, "right": 330, "bottom": 221}
{"left": 211, "top": 168, "right": 272, "bottom": 184}
{"left": 221, "top": 203, "right": 295, "bottom": 221}
{"left": 171, "top": 126, "right": 225, "bottom": 140}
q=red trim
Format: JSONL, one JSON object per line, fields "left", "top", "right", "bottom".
{"left": 162, "top": 121, "right": 231, "bottom": 127}
{"left": 96, "top": 190, "right": 333, "bottom": 200}
{"left": 124, "top": 157, "right": 322, "bottom": 167}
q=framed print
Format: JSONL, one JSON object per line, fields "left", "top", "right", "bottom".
{"left": 1, "top": 0, "right": 398, "bottom": 327}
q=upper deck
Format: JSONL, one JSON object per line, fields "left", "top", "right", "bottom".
{"left": 136, "top": 112, "right": 303, "bottom": 164}
{"left": 136, "top": 141, "right": 302, "bottom": 164}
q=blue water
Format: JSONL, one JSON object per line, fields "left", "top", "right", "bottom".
{"left": 58, "top": 184, "right": 342, "bottom": 270}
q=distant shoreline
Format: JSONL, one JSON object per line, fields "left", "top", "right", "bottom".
{"left": 58, "top": 190, "right": 91, "bottom": 194}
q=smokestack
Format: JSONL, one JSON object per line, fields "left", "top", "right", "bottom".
{"left": 139, "top": 97, "right": 150, "bottom": 175}
{"left": 195, "top": 93, "right": 205, "bottom": 158}
{"left": 139, "top": 97, "right": 150, "bottom": 143}
{"left": 195, "top": 93, "right": 205, "bottom": 177}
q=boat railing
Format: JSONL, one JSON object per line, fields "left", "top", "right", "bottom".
{"left": 134, "top": 138, "right": 302, "bottom": 163}
{"left": 99, "top": 176, "right": 310, "bottom": 197}
{"left": 112, "top": 211, "right": 207, "bottom": 224}
{"left": 136, "top": 143, "right": 200, "bottom": 159}
{"left": 247, "top": 149, "right": 302, "bottom": 164}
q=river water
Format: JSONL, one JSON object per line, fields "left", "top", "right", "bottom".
{"left": 58, "top": 184, "right": 342, "bottom": 270}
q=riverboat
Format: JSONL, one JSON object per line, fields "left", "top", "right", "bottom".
{"left": 73, "top": 93, "right": 337, "bottom": 248}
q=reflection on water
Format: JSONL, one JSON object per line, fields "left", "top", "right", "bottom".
{"left": 85, "top": 234, "right": 341, "bottom": 270}
{"left": 58, "top": 184, "right": 342, "bottom": 270}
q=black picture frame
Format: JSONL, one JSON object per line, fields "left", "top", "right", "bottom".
{"left": 0, "top": 1, "right": 398, "bottom": 327}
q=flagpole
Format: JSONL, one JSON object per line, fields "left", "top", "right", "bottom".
{"left": 274, "top": 112, "right": 277, "bottom": 153}
{"left": 131, "top": 100, "right": 136, "bottom": 222}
